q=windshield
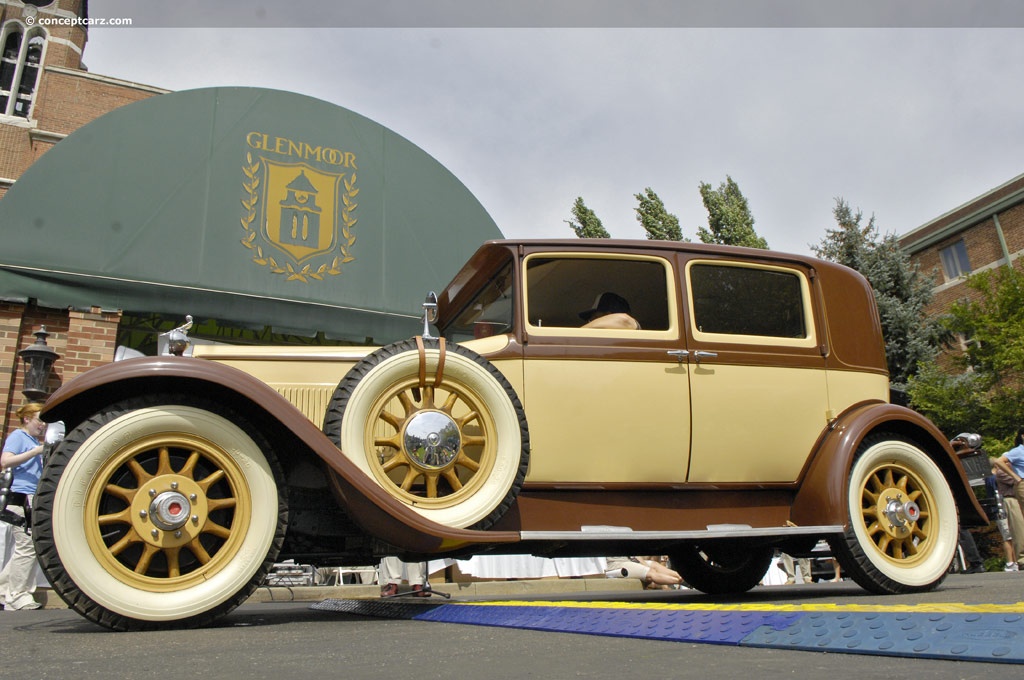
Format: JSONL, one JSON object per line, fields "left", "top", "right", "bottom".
{"left": 443, "top": 262, "right": 514, "bottom": 343}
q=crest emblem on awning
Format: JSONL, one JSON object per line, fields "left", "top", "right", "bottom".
{"left": 240, "top": 136, "right": 357, "bottom": 283}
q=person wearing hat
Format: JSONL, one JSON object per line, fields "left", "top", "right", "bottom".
{"left": 579, "top": 292, "right": 640, "bottom": 330}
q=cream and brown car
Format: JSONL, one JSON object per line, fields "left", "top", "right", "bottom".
{"left": 34, "top": 239, "right": 985, "bottom": 630}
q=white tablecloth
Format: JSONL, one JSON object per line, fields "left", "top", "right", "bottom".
{"left": 455, "top": 555, "right": 607, "bottom": 579}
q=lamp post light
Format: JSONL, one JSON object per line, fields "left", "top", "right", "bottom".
{"left": 18, "top": 326, "right": 60, "bottom": 401}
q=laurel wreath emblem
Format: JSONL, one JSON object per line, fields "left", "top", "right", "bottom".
{"left": 240, "top": 152, "right": 357, "bottom": 283}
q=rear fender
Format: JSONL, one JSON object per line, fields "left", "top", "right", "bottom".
{"left": 791, "top": 402, "right": 986, "bottom": 529}
{"left": 41, "top": 357, "right": 520, "bottom": 554}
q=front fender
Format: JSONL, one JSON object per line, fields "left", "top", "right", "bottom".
{"left": 41, "top": 357, "right": 520, "bottom": 554}
{"left": 790, "top": 402, "right": 987, "bottom": 529}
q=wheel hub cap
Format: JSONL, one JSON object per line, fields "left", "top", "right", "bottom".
{"left": 404, "top": 410, "right": 461, "bottom": 469}
{"left": 881, "top": 493, "right": 920, "bottom": 535}
{"left": 149, "top": 490, "right": 192, "bottom": 530}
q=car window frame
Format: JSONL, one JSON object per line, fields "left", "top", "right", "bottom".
{"left": 684, "top": 258, "right": 818, "bottom": 350}
{"left": 522, "top": 252, "right": 679, "bottom": 342}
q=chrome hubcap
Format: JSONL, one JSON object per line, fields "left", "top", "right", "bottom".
{"left": 403, "top": 410, "right": 461, "bottom": 469}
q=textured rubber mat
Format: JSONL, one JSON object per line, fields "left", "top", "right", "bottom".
{"left": 311, "top": 599, "right": 1024, "bottom": 664}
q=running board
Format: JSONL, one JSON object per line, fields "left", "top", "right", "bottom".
{"left": 519, "top": 524, "right": 843, "bottom": 542}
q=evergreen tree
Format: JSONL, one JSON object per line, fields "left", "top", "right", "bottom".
{"left": 812, "top": 198, "right": 941, "bottom": 389}
{"left": 696, "top": 176, "right": 768, "bottom": 249}
{"left": 566, "top": 197, "right": 610, "bottom": 238}
{"left": 634, "top": 187, "right": 684, "bottom": 241}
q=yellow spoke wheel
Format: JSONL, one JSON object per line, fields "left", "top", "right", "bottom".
{"left": 326, "top": 338, "right": 528, "bottom": 530}
{"left": 35, "top": 398, "right": 283, "bottom": 631}
{"left": 835, "top": 434, "right": 958, "bottom": 594}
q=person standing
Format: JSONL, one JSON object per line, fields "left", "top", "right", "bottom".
{"left": 993, "top": 427, "right": 1024, "bottom": 569}
{"left": 378, "top": 556, "right": 428, "bottom": 597}
{"left": 0, "top": 403, "right": 47, "bottom": 610}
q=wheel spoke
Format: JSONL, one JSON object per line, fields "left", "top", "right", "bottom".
{"left": 207, "top": 497, "right": 236, "bottom": 512}
{"left": 196, "top": 469, "right": 226, "bottom": 493}
{"left": 179, "top": 451, "right": 201, "bottom": 479}
{"left": 203, "top": 520, "right": 231, "bottom": 540}
{"left": 103, "top": 483, "right": 137, "bottom": 505}
{"left": 396, "top": 391, "right": 415, "bottom": 417}
{"left": 108, "top": 529, "right": 142, "bottom": 557}
{"left": 379, "top": 409, "right": 402, "bottom": 430}
{"left": 127, "top": 458, "right": 152, "bottom": 486}
{"left": 443, "top": 469, "right": 463, "bottom": 491}
{"left": 165, "top": 546, "right": 182, "bottom": 577}
{"left": 374, "top": 434, "right": 403, "bottom": 450}
{"left": 425, "top": 472, "right": 439, "bottom": 497}
{"left": 455, "top": 451, "right": 480, "bottom": 472}
{"left": 156, "top": 446, "right": 175, "bottom": 476}
{"left": 98, "top": 508, "right": 133, "bottom": 526}
{"left": 399, "top": 468, "right": 419, "bottom": 492}
{"left": 134, "top": 543, "right": 160, "bottom": 574}
{"left": 189, "top": 539, "right": 212, "bottom": 565}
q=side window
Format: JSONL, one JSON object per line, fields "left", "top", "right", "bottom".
{"left": 525, "top": 256, "right": 672, "bottom": 332}
{"left": 939, "top": 239, "right": 971, "bottom": 280}
{"left": 689, "top": 263, "right": 808, "bottom": 340}
{"left": 0, "top": 24, "right": 45, "bottom": 119}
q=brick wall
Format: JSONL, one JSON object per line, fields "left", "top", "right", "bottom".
{"left": 0, "top": 302, "right": 121, "bottom": 443}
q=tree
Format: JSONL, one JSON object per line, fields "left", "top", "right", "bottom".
{"left": 634, "top": 187, "right": 684, "bottom": 241}
{"left": 565, "top": 197, "right": 610, "bottom": 238}
{"left": 909, "top": 265, "right": 1024, "bottom": 450}
{"left": 696, "top": 176, "right": 768, "bottom": 249}
{"left": 812, "top": 198, "right": 941, "bottom": 389}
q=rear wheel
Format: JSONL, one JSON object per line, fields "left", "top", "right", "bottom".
{"left": 831, "top": 434, "right": 957, "bottom": 594}
{"left": 324, "top": 338, "right": 528, "bottom": 530}
{"left": 33, "top": 396, "right": 286, "bottom": 631}
{"left": 669, "top": 543, "right": 773, "bottom": 594}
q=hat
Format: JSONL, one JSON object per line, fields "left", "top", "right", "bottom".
{"left": 579, "top": 292, "right": 631, "bottom": 321}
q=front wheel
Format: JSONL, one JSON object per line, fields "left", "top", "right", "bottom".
{"left": 830, "top": 434, "right": 957, "bottom": 594}
{"left": 669, "top": 543, "right": 774, "bottom": 594}
{"left": 33, "top": 396, "right": 286, "bottom": 631}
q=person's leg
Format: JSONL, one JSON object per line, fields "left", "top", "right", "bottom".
{"left": 378, "top": 556, "right": 402, "bottom": 596}
{"left": 780, "top": 553, "right": 796, "bottom": 584}
{"left": 797, "top": 558, "right": 811, "bottom": 583}
{"left": 1004, "top": 498, "right": 1024, "bottom": 563}
{"left": 0, "top": 508, "right": 40, "bottom": 610}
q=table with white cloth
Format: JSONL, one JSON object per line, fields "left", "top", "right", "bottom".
{"left": 454, "top": 555, "right": 608, "bottom": 579}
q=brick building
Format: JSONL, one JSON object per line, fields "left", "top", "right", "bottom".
{"left": 899, "top": 173, "right": 1024, "bottom": 331}
{"left": 0, "top": 0, "right": 503, "bottom": 439}
{"left": 0, "top": 0, "right": 165, "bottom": 433}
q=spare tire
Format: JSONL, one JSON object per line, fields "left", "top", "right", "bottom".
{"left": 323, "top": 337, "right": 529, "bottom": 529}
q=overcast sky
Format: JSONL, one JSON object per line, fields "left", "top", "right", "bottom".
{"left": 80, "top": 1, "right": 1024, "bottom": 256}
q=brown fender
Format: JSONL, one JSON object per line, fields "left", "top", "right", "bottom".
{"left": 790, "top": 401, "right": 987, "bottom": 529}
{"left": 41, "top": 357, "right": 521, "bottom": 554}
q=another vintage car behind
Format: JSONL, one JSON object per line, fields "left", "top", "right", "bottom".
{"left": 34, "top": 239, "right": 985, "bottom": 630}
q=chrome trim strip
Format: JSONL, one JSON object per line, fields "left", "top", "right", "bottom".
{"left": 519, "top": 524, "right": 843, "bottom": 542}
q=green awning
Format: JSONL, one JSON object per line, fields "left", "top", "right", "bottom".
{"left": 0, "top": 87, "right": 501, "bottom": 343}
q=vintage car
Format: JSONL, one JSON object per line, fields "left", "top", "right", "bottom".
{"left": 33, "top": 239, "right": 985, "bottom": 630}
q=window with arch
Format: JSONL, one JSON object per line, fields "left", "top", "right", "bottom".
{"left": 0, "top": 22, "right": 46, "bottom": 119}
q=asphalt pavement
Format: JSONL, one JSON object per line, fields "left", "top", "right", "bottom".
{"left": 2, "top": 572, "right": 1020, "bottom": 679}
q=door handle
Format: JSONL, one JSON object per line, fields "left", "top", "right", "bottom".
{"left": 693, "top": 350, "right": 718, "bottom": 364}
{"left": 667, "top": 350, "right": 689, "bottom": 363}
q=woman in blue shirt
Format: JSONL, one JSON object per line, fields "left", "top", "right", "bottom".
{"left": 0, "top": 402, "right": 47, "bottom": 610}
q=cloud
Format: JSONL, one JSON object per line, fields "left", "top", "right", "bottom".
{"left": 84, "top": 5, "right": 1024, "bottom": 255}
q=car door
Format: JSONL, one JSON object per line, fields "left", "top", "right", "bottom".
{"left": 518, "top": 251, "right": 691, "bottom": 484}
{"left": 681, "top": 256, "right": 830, "bottom": 484}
